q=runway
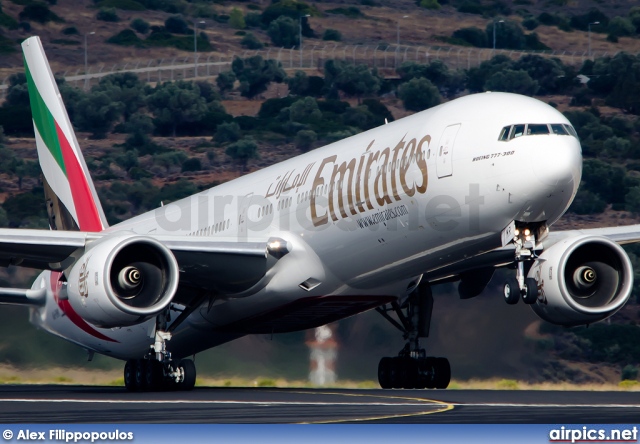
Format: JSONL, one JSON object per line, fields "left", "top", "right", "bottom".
{"left": 0, "top": 386, "right": 639, "bottom": 423}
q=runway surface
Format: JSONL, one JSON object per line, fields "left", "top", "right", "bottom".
{"left": 0, "top": 385, "right": 639, "bottom": 423}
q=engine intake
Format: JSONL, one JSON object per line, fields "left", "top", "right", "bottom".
{"left": 528, "top": 235, "right": 633, "bottom": 326}
{"left": 67, "top": 233, "right": 179, "bottom": 328}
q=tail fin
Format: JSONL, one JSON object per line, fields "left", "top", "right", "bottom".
{"left": 21, "top": 36, "right": 108, "bottom": 232}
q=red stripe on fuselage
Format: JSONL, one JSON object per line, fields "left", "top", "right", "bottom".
{"left": 54, "top": 123, "right": 103, "bottom": 232}
{"left": 50, "top": 271, "right": 118, "bottom": 343}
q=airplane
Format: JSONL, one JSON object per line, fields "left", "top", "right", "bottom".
{"left": 0, "top": 35, "right": 634, "bottom": 391}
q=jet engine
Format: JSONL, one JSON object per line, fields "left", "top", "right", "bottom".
{"left": 66, "top": 234, "right": 179, "bottom": 328}
{"left": 527, "top": 235, "right": 633, "bottom": 326}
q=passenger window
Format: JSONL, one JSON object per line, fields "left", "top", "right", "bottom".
{"left": 498, "top": 126, "right": 511, "bottom": 141}
{"left": 528, "top": 124, "right": 550, "bottom": 135}
{"left": 550, "top": 124, "right": 568, "bottom": 135}
{"left": 511, "top": 124, "right": 525, "bottom": 139}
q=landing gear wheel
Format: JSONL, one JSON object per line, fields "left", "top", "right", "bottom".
{"left": 503, "top": 277, "right": 520, "bottom": 305}
{"left": 177, "top": 359, "right": 196, "bottom": 391}
{"left": 389, "top": 357, "right": 402, "bottom": 389}
{"left": 378, "top": 357, "right": 393, "bottom": 389}
{"left": 145, "top": 360, "right": 164, "bottom": 391}
{"left": 124, "top": 359, "right": 138, "bottom": 392}
{"left": 424, "top": 357, "right": 437, "bottom": 389}
{"left": 433, "top": 357, "right": 451, "bottom": 389}
{"left": 134, "top": 359, "right": 147, "bottom": 391}
{"left": 404, "top": 358, "right": 419, "bottom": 389}
{"left": 522, "top": 277, "right": 539, "bottom": 305}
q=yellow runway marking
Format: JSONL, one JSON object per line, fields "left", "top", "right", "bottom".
{"left": 283, "top": 390, "right": 455, "bottom": 424}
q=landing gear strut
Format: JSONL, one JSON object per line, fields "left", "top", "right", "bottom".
{"left": 503, "top": 224, "right": 542, "bottom": 305}
{"left": 375, "top": 281, "right": 451, "bottom": 389}
{"left": 123, "top": 309, "right": 197, "bottom": 392}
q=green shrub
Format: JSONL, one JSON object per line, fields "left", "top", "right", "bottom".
{"left": 181, "top": 157, "right": 202, "bottom": 172}
{"left": 214, "top": 121, "right": 242, "bottom": 144}
{"left": 621, "top": 364, "right": 638, "bottom": 381}
{"left": 96, "top": 0, "right": 145, "bottom": 10}
{"left": 165, "top": 15, "right": 189, "bottom": 34}
{"left": 452, "top": 27, "right": 487, "bottom": 47}
{"left": 418, "top": 0, "right": 440, "bottom": 9}
{"left": 130, "top": 18, "right": 150, "bottom": 34}
{"left": 0, "top": 11, "right": 19, "bottom": 29}
{"left": 326, "top": 7, "right": 363, "bottom": 18}
{"left": 0, "top": 34, "right": 17, "bottom": 54}
{"left": 62, "top": 26, "right": 78, "bottom": 35}
{"left": 50, "top": 39, "right": 79, "bottom": 45}
{"left": 295, "top": 129, "right": 317, "bottom": 151}
{"left": 244, "top": 12, "right": 261, "bottom": 28}
{"left": 522, "top": 17, "right": 538, "bottom": 30}
{"left": 19, "top": 2, "right": 62, "bottom": 24}
{"left": 322, "top": 29, "right": 341, "bottom": 42}
{"left": 241, "top": 32, "right": 263, "bottom": 49}
{"left": 457, "top": 1, "right": 483, "bottom": 15}
{"left": 229, "top": 7, "right": 245, "bottom": 29}
{"left": 97, "top": 7, "right": 119, "bottom": 22}
{"left": 107, "top": 29, "right": 144, "bottom": 47}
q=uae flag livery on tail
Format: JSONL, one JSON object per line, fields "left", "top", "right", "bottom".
{"left": 22, "top": 36, "right": 108, "bottom": 232}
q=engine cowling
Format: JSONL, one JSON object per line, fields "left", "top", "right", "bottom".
{"left": 66, "top": 233, "right": 179, "bottom": 328}
{"left": 527, "top": 235, "right": 633, "bottom": 326}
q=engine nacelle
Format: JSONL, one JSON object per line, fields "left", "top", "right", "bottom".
{"left": 67, "top": 233, "right": 179, "bottom": 328}
{"left": 528, "top": 235, "right": 633, "bottom": 326}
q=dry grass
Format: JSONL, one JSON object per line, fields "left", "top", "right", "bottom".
{"left": 0, "top": 365, "right": 636, "bottom": 391}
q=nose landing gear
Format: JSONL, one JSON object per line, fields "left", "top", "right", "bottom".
{"left": 375, "top": 280, "right": 451, "bottom": 389}
{"left": 503, "top": 224, "right": 543, "bottom": 305}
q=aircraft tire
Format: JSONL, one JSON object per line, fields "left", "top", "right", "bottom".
{"left": 378, "top": 357, "right": 393, "bottom": 389}
{"left": 177, "top": 359, "right": 196, "bottom": 391}
{"left": 503, "top": 278, "right": 520, "bottom": 305}
{"left": 433, "top": 357, "right": 451, "bottom": 389}
{"left": 124, "top": 359, "right": 138, "bottom": 391}
{"left": 522, "top": 277, "right": 539, "bottom": 305}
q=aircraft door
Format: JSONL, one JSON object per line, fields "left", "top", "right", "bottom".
{"left": 436, "top": 124, "right": 461, "bottom": 178}
{"left": 238, "top": 192, "right": 253, "bottom": 238}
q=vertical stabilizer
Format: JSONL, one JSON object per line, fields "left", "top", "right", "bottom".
{"left": 21, "top": 36, "right": 108, "bottom": 232}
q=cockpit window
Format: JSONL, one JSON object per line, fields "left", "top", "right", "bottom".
{"left": 550, "top": 124, "right": 568, "bottom": 135}
{"left": 563, "top": 124, "right": 578, "bottom": 138}
{"left": 499, "top": 126, "right": 510, "bottom": 141}
{"left": 498, "top": 123, "right": 579, "bottom": 141}
{"left": 512, "top": 124, "right": 526, "bottom": 139}
{"left": 527, "top": 124, "right": 549, "bottom": 135}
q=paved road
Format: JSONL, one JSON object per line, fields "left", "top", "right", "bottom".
{"left": 0, "top": 386, "right": 638, "bottom": 423}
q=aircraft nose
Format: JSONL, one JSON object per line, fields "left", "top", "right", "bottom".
{"left": 532, "top": 136, "right": 582, "bottom": 187}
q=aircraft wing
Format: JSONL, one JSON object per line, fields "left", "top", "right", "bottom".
{"left": 547, "top": 225, "right": 640, "bottom": 245}
{"left": 0, "top": 228, "right": 287, "bottom": 300}
{"left": 422, "top": 224, "right": 640, "bottom": 283}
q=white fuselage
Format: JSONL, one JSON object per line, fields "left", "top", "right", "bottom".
{"left": 28, "top": 92, "right": 583, "bottom": 360}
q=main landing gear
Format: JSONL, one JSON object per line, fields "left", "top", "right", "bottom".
{"left": 503, "top": 225, "right": 541, "bottom": 306}
{"left": 375, "top": 281, "right": 451, "bottom": 389}
{"left": 123, "top": 311, "right": 197, "bottom": 392}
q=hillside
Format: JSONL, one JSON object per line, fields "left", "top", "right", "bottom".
{"left": 1, "top": 0, "right": 640, "bottom": 76}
